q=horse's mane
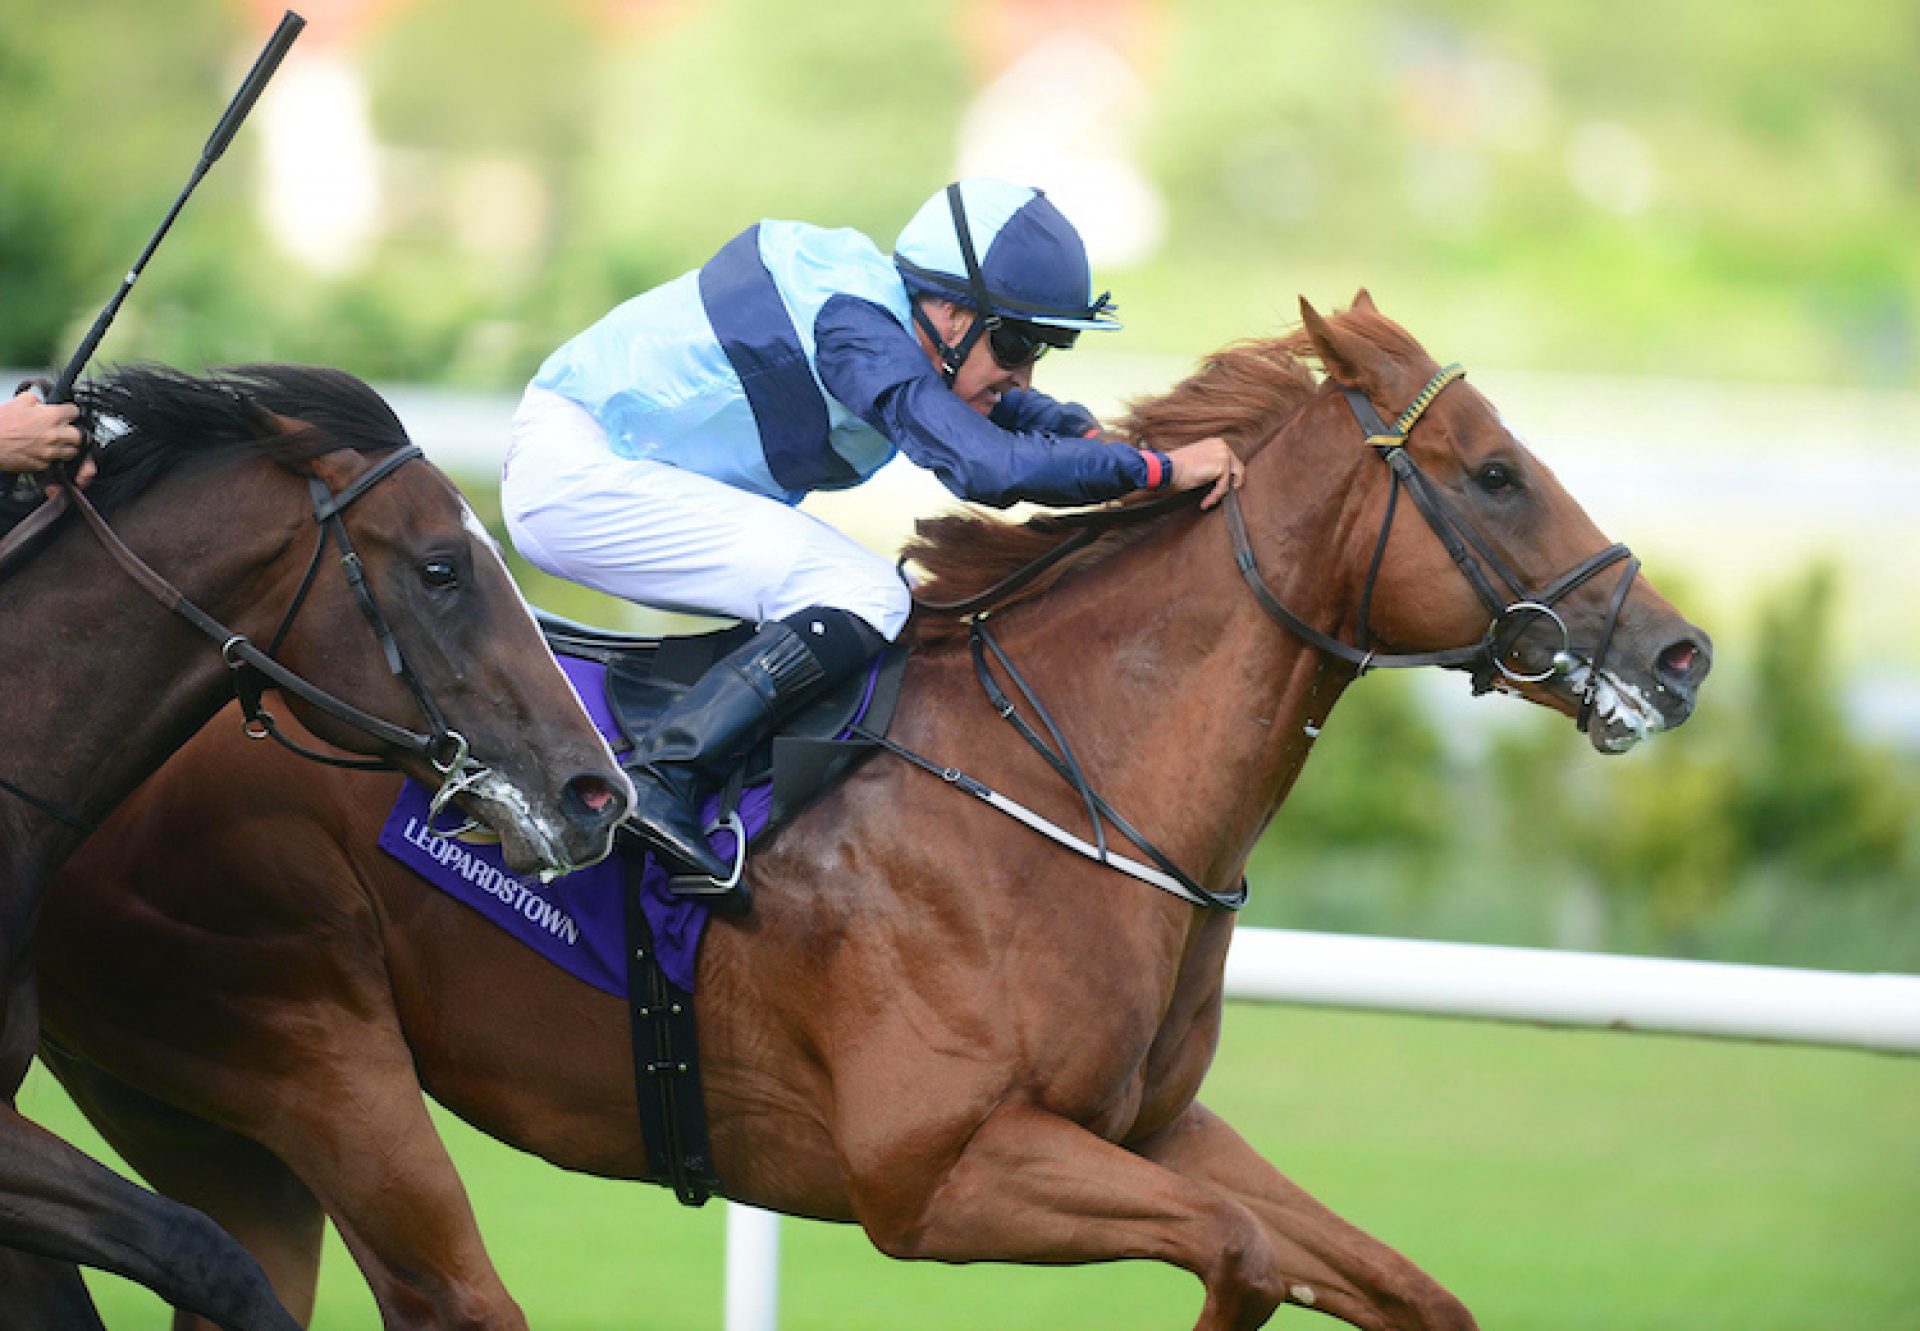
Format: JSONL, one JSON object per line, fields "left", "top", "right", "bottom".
{"left": 75, "top": 363, "right": 411, "bottom": 516}
{"left": 905, "top": 323, "right": 1335, "bottom": 639}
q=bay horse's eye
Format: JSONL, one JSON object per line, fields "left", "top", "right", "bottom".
{"left": 1475, "top": 461, "right": 1519, "bottom": 494}
{"left": 421, "top": 557, "right": 460, "bottom": 590}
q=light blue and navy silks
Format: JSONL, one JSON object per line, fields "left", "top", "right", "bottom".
{"left": 531, "top": 220, "right": 1153, "bottom": 509}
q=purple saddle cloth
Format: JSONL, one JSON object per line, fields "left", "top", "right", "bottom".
{"left": 376, "top": 654, "right": 759, "bottom": 995}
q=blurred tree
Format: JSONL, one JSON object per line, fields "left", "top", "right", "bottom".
{"left": 0, "top": 0, "right": 240, "bottom": 366}
{"left": 564, "top": 0, "right": 964, "bottom": 300}
{"left": 1258, "top": 671, "right": 1455, "bottom": 859}
{"left": 1488, "top": 565, "right": 1915, "bottom": 938}
{"left": 1506, "top": 696, "right": 1747, "bottom": 938}
{"left": 1732, "top": 565, "right": 1913, "bottom": 879}
{"left": 1134, "top": 0, "right": 1918, "bottom": 385}
{"left": 8, "top": 0, "right": 1914, "bottom": 387}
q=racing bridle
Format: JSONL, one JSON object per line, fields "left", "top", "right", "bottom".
{"left": 0, "top": 445, "right": 486, "bottom": 834}
{"left": 886, "top": 362, "right": 1642, "bottom": 914}
{"left": 1224, "top": 363, "right": 1641, "bottom": 731}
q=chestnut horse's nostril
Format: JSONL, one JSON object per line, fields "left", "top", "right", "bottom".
{"left": 1657, "top": 638, "right": 1710, "bottom": 685}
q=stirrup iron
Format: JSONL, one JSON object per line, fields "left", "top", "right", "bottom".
{"left": 666, "top": 810, "right": 750, "bottom": 913}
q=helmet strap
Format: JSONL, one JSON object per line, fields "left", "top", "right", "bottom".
{"left": 906, "top": 184, "right": 1024, "bottom": 387}
{"left": 911, "top": 300, "right": 972, "bottom": 387}
{"left": 938, "top": 182, "right": 999, "bottom": 386}
{"left": 945, "top": 185, "right": 998, "bottom": 321}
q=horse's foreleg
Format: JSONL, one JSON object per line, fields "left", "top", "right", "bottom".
{"left": 0, "top": 1103, "right": 300, "bottom": 1331}
{"left": 1134, "top": 1102, "right": 1476, "bottom": 1331}
{"left": 848, "top": 1100, "right": 1288, "bottom": 1331}
{"left": 241, "top": 1031, "right": 530, "bottom": 1331}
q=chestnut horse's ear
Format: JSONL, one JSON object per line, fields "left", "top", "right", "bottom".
{"left": 1299, "top": 296, "right": 1367, "bottom": 388}
{"left": 1349, "top": 288, "right": 1379, "bottom": 315}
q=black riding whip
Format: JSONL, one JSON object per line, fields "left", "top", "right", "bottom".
{"left": 47, "top": 10, "right": 306, "bottom": 406}
{"left": 9, "top": 9, "right": 305, "bottom": 508}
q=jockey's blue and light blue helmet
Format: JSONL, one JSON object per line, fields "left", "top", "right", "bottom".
{"left": 893, "top": 178, "right": 1120, "bottom": 384}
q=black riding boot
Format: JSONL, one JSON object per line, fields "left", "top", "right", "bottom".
{"left": 628, "top": 609, "right": 881, "bottom": 882}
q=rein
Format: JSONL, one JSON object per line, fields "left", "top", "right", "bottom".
{"left": 968, "top": 620, "right": 1246, "bottom": 910}
{"left": 0, "top": 445, "right": 483, "bottom": 833}
{"left": 879, "top": 360, "right": 1644, "bottom": 912}
{"left": 907, "top": 486, "right": 1207, "bottom": 617}
{"left": 853, "top": 614, "right": 1248, "bottom": 911}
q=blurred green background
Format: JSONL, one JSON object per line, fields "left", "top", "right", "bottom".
{"left": 4, "top": 0, "right": 1911, "bottom": 965}
{"left": 4, "top": 0, "right": 1915, "bottom": 386}
{"left": 3, "top": 0, "right": 1916, "bottom": 1325}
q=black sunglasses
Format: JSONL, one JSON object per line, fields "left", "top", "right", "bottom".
{"left": 987, "top": 320, "right": 1078, "bottom": 370}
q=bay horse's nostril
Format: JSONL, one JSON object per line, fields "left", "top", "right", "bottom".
{"left": 563, "top": 774, "right": 626, "bottom": 827}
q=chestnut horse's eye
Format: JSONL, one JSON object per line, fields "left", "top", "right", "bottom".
{"left": 421, "top": 557, "right": 460, "bottom": 590}
{"left": 1475, "top": 461, "right": 1519, "bottom": 494}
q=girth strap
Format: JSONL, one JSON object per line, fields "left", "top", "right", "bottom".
{"left": 623, "top": 857, "right": 719, "bottom": 1206}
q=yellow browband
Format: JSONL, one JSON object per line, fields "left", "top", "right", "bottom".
{"left": 1362, "top": 363, "right": 1466, "bottom": 449}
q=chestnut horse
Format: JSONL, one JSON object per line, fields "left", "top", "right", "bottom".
{"left": 1, "top": 364, "right": 630, "bottom": 1329}
{"left": 38, "top": 302, "right": 1708, "bottom": 1330}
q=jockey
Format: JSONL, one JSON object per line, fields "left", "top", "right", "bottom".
{"left": 503, "top": 177, "right": 1241, "bottom": 882}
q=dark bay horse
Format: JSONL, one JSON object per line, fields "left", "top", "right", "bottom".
{"left": 38, "top": 301, "right": 1708, "bottom": 1330}
{"left": 1, "top": 364, "right": 631, "bottom": 1328}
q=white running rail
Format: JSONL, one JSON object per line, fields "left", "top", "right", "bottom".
{"left": 1222, "top": 927, "right": 1920, "bottom": 1053}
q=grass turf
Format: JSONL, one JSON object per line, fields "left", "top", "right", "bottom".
{"left": 23, "top": 1001, "right": 1917, "bottom": 1329}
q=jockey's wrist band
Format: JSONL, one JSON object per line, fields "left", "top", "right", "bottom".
{"left": 1141, "top": 449, "right": 1172, "bottom": 489}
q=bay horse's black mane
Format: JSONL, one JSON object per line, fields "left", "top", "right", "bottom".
{"left": 75, "top": 363, "right": 411, "bottom": 517}
{"left": 906, "top": 323, "right": 1342, "bottom": 637}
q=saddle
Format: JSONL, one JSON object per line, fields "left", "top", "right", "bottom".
{"left": 538, "top": 609, "right": 910, "bottom": 874}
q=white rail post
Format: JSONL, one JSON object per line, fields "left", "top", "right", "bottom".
{"left": 724, "top": 1202, "right": 782, "bottom": 1331}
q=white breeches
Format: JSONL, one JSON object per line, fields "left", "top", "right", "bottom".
{"left": 502, "top": 387, "right": 911, "bottom": 641}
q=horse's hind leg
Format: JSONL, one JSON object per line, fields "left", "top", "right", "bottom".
{"left": 0, "top": 1248, "right": 109, "bottom": 1329}
{"left": 42, "top": 1043, "right": 325, "bottom": 1330}
{"left": 1135, "top": 1102, "right": 1477, "bottom": 1331}
{"left": 846, "top": 1100, "right": 1290, "bottom": 1331}
{"left": 0, "top": 1103, "right": 300, "bottom": 1331}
